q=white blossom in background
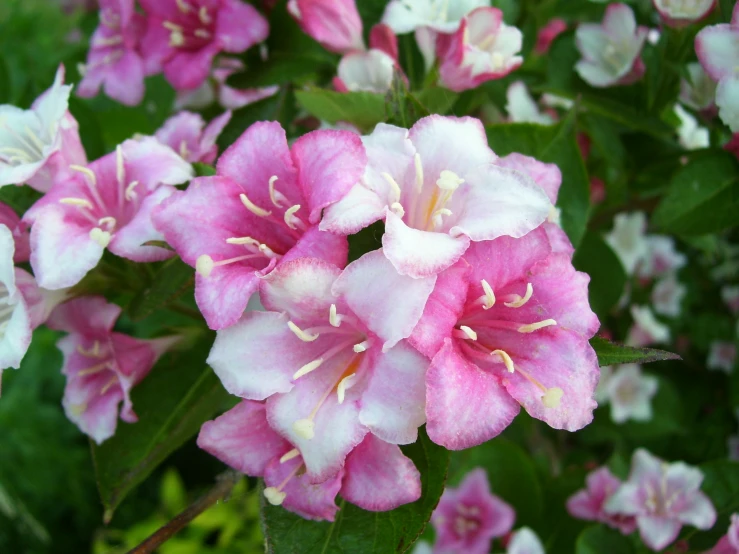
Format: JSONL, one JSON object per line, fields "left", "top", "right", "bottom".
{"left": 675, "top": 104, "right": 710, "bottom": 150}
{"left": 627, "top": 305, "right": 671, "bottom": 346}
{"left": 599, "top": 364, "right": 659, "bottom": 424}
{"left": 637, "top": 235, "right": 687, "bottom": 279}
{"left": 506, "top": 81, "right": 555, "bottom": 125}
{"left": 651, "top": 273, "right": 687, "bottom": 317}
{"left": 605, "top": 212, "right": 648, "bottom": 276}
{"left": 708, "top": 341, "right": 737, "bottom": 374}
{"left": 722, "top": 285, "right": 739, "bottom": 314}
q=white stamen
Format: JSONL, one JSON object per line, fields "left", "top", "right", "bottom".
{"left": 258, "top": 243, "right": 278, "bottom": 259}
{"left": 481, "top": 279, "right": 496, "bottom": 309}
{"left": 98, "top": 216, "right": 116, "bottom": 230}
{"left": 279, "top": 449, "right": 300, "bottom": 463}
{"left": 284, "top": 205, "right": 301, "bottom": 230}
{"left": 125, "top": 180, "right": 139, "bottom": 201}
{"left": 459, "top": 326, "right": 477, "bottom": 340}
{"left": 541, "top": 387, "right": 563, "bottom": 408}
{"left": 169, "top": 30, "right": 185, "bottom": 47}
{"left": 89, "top": 228, "right": 111, "bottom": 248}
{"left": 196, "top": 254, "right": 214, "bottom": 278}
{"left": 226, "top": 236, "right": 261, "bottom": 246}
{"left": 199, "top": 5, "right": 212, "bottom": 24}
{"left": 268, "top": 175, "right": 285, "bottom": 208}
{"left": 194, "top": 29, "right": 210, "bottom": 39}
{"left": 69, "top": 165, "right": 97, "bottom": 186}
{"left": 504, "top": 283, "right": 534, "bottom": 308}
{"left": 436, "top": 170, "right": 464, "bottom": 190}
{"left": 293, "top": 419, "right": 315, "bottom": 439}
{"left": 491, "top": 349, "right": 515, "bottom": 373}
{"left": 77, "top": 341, "right": 101, "bottom": 357}
{"left": 263, "top": 487, "right": 287, "bottom": 505}
{"left": 293, "top": 359, "right": 323, "bottom": 380}
{"left": 491, "top": 52, "right": 505, "bottom": 69}
{"left": 353, "top": 340, "right": 369, "bottom": 353}
{"left": 115, "top": 145, "right": 125, "bottom": 186}
{"left": 414, "top": 153, "right": 424, "bottom": 192}
{"left": 390, "top": 202, "right": 405, "bottom": 218}
{"left": 329, "top": 304, "right": 341, "bottom": 327}
{"left": 60, "top": 197, "right": 94, "bottom": 209}
{"left": 240, "top": 193, "right": 272, "bottom": 217}
{"left": 287, "top": 321, "right": 319, "bottom": 342}
{"left": 176, "top": 0, "right": 191, "bottom": 12}
{"left": 381, "top": 172, "right": 403, "bottom": 202}
{"left": 518, "top": 319, "right": 557, "bottom": 333}
{"left": 77, "top": 361, "right": 111, "bottom": 377}
{"left": 337, "top": 373, "right": 357, "bottom": 404}
{"left": 433, "top": 208, "right": 452, "bottom": 218}
{"left": 100, "top": 375, "right": 119, "bottom": 395}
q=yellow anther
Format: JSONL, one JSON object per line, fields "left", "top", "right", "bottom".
{"left": 491, "top": 349, "right": 515, "bottom": 373}
{"left": 240, "top": 193, "right": 272, "bottom": 217}
{"left": 505, "top": 283, "right": 534, "bottom": 308}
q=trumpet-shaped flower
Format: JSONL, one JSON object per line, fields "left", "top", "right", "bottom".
{"left": 707, "top": 513, "right": 739, "bottom": 554}
{"left": 153, "top": 122, "right": 364, "bottom": 330}
{"left": 653, "top": 0, "right": 715, "bottom": 26}
{"left": 154, "top": 110, "right": 231, "bottom": 164}
{"left": 198, "top": 400, "right": 421, "bottom": 520}
{"left": 24, "top": 137, "right": 192, "bottom": 290}
{"left": 436, "top": 8, "right": 523, "bottom": 92}
{"left": 76, "top": 0, "right": 147, "bottom": 106}
{"left": 0, "top": 65, "right": 86, "bottom": 191}
{"left": 598, "top": 364, "right": 659, "bottom": 424}
{"left": 507, "top": 528, "right": 545, "bottom": 554}
{"left": 287, "top": 0, "right": 365, "bottom": 54}
{"left": 431, "top": 468, "right": 515, "bottom": 554}
{"left": 140, "top": 0, "right": 268, "bottom": 91}
{"left": 206, "top": 255, "right": 432, "bottom": 483}
{"left": 575, "top": 4, "right": 648, "bottom": 88}
{"left": 567, "top": 466, "right": 637, "bottom": 534}
{"left": 321, "top": 116, "right": 551, "bottom": 280}
{"left": 48, "top": 296, "right": 177, "bottom": 444}
{"left": 410, "top": 228, "right": 600, "bottom": 449}
{"left": 604, "top": 449, "right": 716, "bottom": 551}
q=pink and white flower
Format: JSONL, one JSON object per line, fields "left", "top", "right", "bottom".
{"left": 206, "top": 255, "right": 431, "bottom": 483}
{"left": 505, "top": 82, "right": 556, "bottom": 125}
{"left": 431, "top": 468, "right": 515, "bottom": 554}
{"left": 48, "top": 296, "right": 177, "bottom": 444}
{"left": 651, "top": 273, "right": 686, "bottom": 318}
{"left": 695, "top": 3, "right": 739, "bottom": 132}
{"left": 334, "top": 26, "right": 400, "bottom": 94}
{"left": 321, "top": 116, "right": 552, "bottom": 280}
{"left": 0, "top": 65, "right": 86, "bottom": 191}
{"left": 575, "top": 4, "right": 648, "bottom": 88}
{"left": 604, "top": 449, "right": 716, "bottom": 551}
{"left": 568, "top": 466, "right": 637, "bottom": 534}
{"left": 708, "top": 341, "right": 737, "bottom": 373}
{"left": 436, "top": 7, "right": 523, "bottom": 92}
{"left": 627, "top": 305, "right": 671, "bottom": 347}
{"left": 706, "top": 513, "right": 739, "bottom": 554}
{"left": 24, "top": 137, "right": 192, "bottom": 290}
{"left": 637, "top": 235, "right": 687, "bottom": 280}
{"left": 0, "top": 203, "right": 30, "bottom": 264}
{"left": 76, "top": 0, "right": 146, "bottom": 106}
{"left": 535, "top": 18, "right": 567, "bottom": 54}
{"left": 410, "top": 228, "right": 600, "bottom": 450}
{"left": 598, "top": 364, "right": 659, "bottom": 424}
{"left": 507, "top": 527, "right": 545, "bottom": 554}
{"left": 198, "top": 400, "right": 421, "bottom": 520}
{"left": 722, "top": 285, "right": 739, "bottom": 314}
{"left": 140, "top": 0, "right": 269, "bottom": 91}
{"left": 287, "top": 0, "right": 365, "bottom": 54}
{"left": 154, "top": 110, "right": 231, "bottom": 164}
{"left": 605, "top": 212, "right": 648, "bottom": 276}
{"left": 653, "top": 0, "right": 715, "bottom": 27}
{"left": 153, "top": 122, "right": 364, "bottom": 330}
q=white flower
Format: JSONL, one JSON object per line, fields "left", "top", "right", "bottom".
{"left": 637, "top": 235, "right": 687, "bottom": 279}
{"left": 654, "top": 0, "right": 716, "bottom": 25}
{"left": 707, "top": 341, "right": 737, "bottom": 374}
{"left": 627, "top": 305, "right": 671, "bottom": 346}
{"left": 0, "top": 225, "right": 32, "bottom": 379}
{"left": 675, "top": 104, "right": 710, "bottom": 150}
{"left": 382, "top": 0, "right": 490, "bottom": 33}
{"left": 605, "top": 212, "right": 648, "bottom": 276}
{"left": 601, "top": 364, "right": 659, "bottom": 423}
{"left": 651, "top": 273, "right": 687, "bottom": 318}
{"left": 506, "top": 81, "right": 555, "bottom": 125}
{"left": 507, "top": 527, "right": 546, "bottom": 554}
{"left": 722, "top": 285, "right": 739, "bottom": 314}
{"left": 336, "top": 50, "right": 396, "bottom": 93}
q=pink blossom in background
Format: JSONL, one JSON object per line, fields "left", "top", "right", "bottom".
{"left": 706, "top": 513, "right": 739, "bottom": 554}
{"left": 47, "top": 296, "right": 178, "bottom": 444}
{"left": 605, "top": 449, "right": 716, "bottom": 551}
{"left": 0, "top": 203, "right": 30, "bottom": 264}
{"left": 140, "top": 0, "right": 269, "bottom": 91}
{"left": 575, "top": 3, "right": 648, "bottom": 88}
{"left": 506, "top": 527, "right": 545, "bottom": 554}
{"left": 153, "top": 122, "right": 364, "bottom": 330}
{"left": 598, "top": 364, "right": 659, "bottom": 424}
{"left": 154, "top": 110, "right": 231, "bottom": 164}
{"left": 198, "top": 400, "right": 421, "bottom": 520}
{"left": 0, "top": 65, "right": 86, "bottom": 192}
{"left": 207, "top": 255, "right": 430, "bottom": 483}
{"left": 320, "top": 116, "right": 551, "bottom": 280}
{"left": 722, "top": 286, "right": 739, "bottom": 314}
{"left": 431, "top": 468, "right": 515, "bottom": 554}
{"left": 653, "top": 0, "right": 715, "bottom": 26}
{"left": 725, "top": 134, "right": 739, "bottom": 161}
{"left": 287, "top": 0, "right": 365, "bottom": 54}
{"left": 567, "top": 466, "right": 637, "bottom": 534}
{"left": 627, "top": 305, "right": 671, "bottom": 347}
{"left": 708, "top": 341, "right": 737, "bottom": 373}
{"left": 590, "top": 177, "right": 606, "bottom": 204}
{"left": 535, "top": 18, "right": 567, "bottom": 54}
{"left": 651, "top": 273, "right": 686, "bottom": 318}
{"left": 412, "top": 228, "right": 600, "bottom": 450}
{"left": 605, "top": 212, "right": 648, "bottom": 276}
{"left": 77, "top": 0, "right": 147, "bottom": 106}
{"left": 637, "top": 236, "right": 687, "bottom": 280}
{"left": 24, "top": 137, "right": 192, "bottom": 290}
{"left": 436, "top": 8, "right": 523, "bottom": 92}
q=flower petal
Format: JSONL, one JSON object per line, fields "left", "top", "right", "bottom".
{"left": 696, "top": 24, "right": 739, "bottom": 81}
{"left": 216, "top": 0, "right": 269, "bottom": 53}
{"left": 636, "top": 515, "right": 683, "bottom": 551}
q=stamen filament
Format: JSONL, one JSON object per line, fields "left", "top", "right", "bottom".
{"left": 381, "top": 172, "right": 403, "bottom": 202}
{"left": 77, "top": 341, "right": 102, "bottom": 357}
{"left": 279, "top": 448, "right": 300, "bottom": 464}
{"left": 481, "top": 279, "right": 496, "bottom": 309}
{"left": 337, "top": 373, "right": 357, "bottom": 404}
{"left": 60, "top": 197, "right": 94, "bottom": 209}
{"left": 69, "top": 165, "right": 97, "bottom": 186}
{"left": 414, "top": 153, "right": 424, "bottom": 193}
{"left": 329, "top": 304, "right": 341, "bottom": 327}
{"left": 504, "top": 283, "right": 534, "bottom": 308}
{"left": 100, "top": 375, "right": 119, "bottom": 395}
{"left": 459, "top": 326, "right": 477, "bottom": 340}
{"left": 125, "top": 180, "right": 139, "bottom": 201}
{"left": 268, "top": 175, "right": 286, "bottom": 208}
{"left": 491, "top": 349, "right": 514, "bottom": 373}
{"left": 287, "top": 321, "right": 319, "bottom": 342}
{"left": 293, "top": 359, "right": 323, "bottom": 380}
{"left": 353, "top": 340, "right": 369, "bottom": 353}
{"left": 518, "top": 319, "right": 557, "bottom": 333}
{"left": 284, "top": 205, "right": 302, "bottom": 230}
{"left": 240, "top": 193, "right": 272, "bottom": 217}
{"left": 77, "top": 361, "right": 111, "bottom": 377}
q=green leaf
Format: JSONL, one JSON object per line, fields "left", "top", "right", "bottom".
{"left": 652, "top": 151, "right": 739, "bottom": 235}
{"left": 218, "top": 88, "right": 296, "bottom": 150}
{"left": 0, "top": 56, "right": 11, "bottom": 103}
{"left": 700, "top": 460, "right": 739, "bottom": 515}
{"left": 295, "top": 88, "right": 386, "bottom": 131}
{"left": 0, "top": 184, "right": 42, "bottom": 216}
{"left": 486, "top": 113, "right": 590, "bottom": 247}
{"left": 91, "top": 334, "right": 228, "bottom": 520}
{"left": 192, "top": 162, "right": 216, "bottom": 177}
{"left": 260, "top": 427, "right": 449, "bottom": 554}
{"left": 575, "top": 525, "right": 635, "bottom": 554}
{"left": 68, "top": 97, "right": 106, "bottom": 161}
{"left": 229, "top": 53, "right": 335, "bottom": 89}
{"left": 412, "top": 88, "right": 459, "bottom": 116}
{"left": 573, "top": 232, "right": 627, "bottom": 319}
{"left": 127, "top": 258, "right": 194, "bottom": 322}
{"left": 590, "top": 337, "right": 680, "bottom": 367}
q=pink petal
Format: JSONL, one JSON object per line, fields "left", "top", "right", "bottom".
{"left": 695, "top": 24, "right": 739, "bottom": 81}
{"left": 496, "top": 153, "right": 562, "bottom": 204}
{"left": 319, "top": 183, "right": 388, "bottom": 235}
{"left": 636, "top": 515, "right": 682, "bottom": 551}
{"left": 103, "top": 50, "right": 145, "bottom": 106}
{"left": 369, "top": 23, "right": 399, "bottom": 60}
{"left": 676, "top": 491, "right": 716, "bottom": 529}
{"left": 121, "top": 136, "right": 193, "bottom": 191}
{"left": 292, "top": 0, "right": 365, "bottom": 53}
{"left": 456, "top": 468, "right": 516, "bottom": 538}
{"left": 215, "top": 0, "right": 269, "bottom": 53}
{"left": 426, "top": 339, "right": 520, "bottom": 450}
{"left": 195, "top": 266, "right": 263, "bottom": 331}
{"left": 279, "top": 226, "right": 349, "bottom": 271}
{"left": 197, "top": 400, "right": 289, "bottom": 476}
{"left": 47, "top": 295, "right": 121, "bottom": 335}
{"left": 342, "top": 434, "right": 421, "bottom": 511}
{"left": 164, "top": 45, "right": 220, "bottom": 91}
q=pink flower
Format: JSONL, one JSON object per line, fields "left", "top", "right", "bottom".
{"left": 321, "top": 116, "right": 552, "bottom": 280}
{"left": 627, "top": 305, "right": 670, "bottom": 347}
{"left": 651, "top": 273, "right": 686, "bottom": 318}
{"left": 410, "top": 228, "right": 600, "bottom": 450}
{"left": 198, "top": 400, "right": 421, "bottom": 520}
{"left": 436, "top": 8, "right": 523, "bottom": 92}
{"left": 722, "top": 286, "right": 739, "bottom": 314}
{"left": 708, "top": 341, "right": 737, "bottom": 374}
{"left": 605, "top": 449, "right": 716, "bottom": 551}
{"left": 575, "top": 4, "right": 648, "bottom": 88}
{"left": 47, "top": 296, "right": 177, "bottom": 444}
{"left": 653, "top": 0, "right": 715, "bottom": 27}
{"left": 287, "top": 0, "right": 365, "bottom": 54}
{"left": 535, "top": 18, "right": 567, "bottom": 54}
{"left": 206, "top": 255, "right": 431, "bottom": 483}
{"left": 695, "top": 3, "right": 739, "bottom": 132}
{"left": 153, "top": 122, "right": 364, "bottom": 330}
{"left": 24, "top": 137, "right": 192, "bottom": 290}
{"left": 706, "top": 513, "right": 739, "bottom": 554}
{"left": 0, "top": 203, "right": 29, "bottom": 264}
{"left": 154, "top": 110, "right": 231, "bottom": 164}
{"left": 637, "top": 236, "right": 686, "bottom": 280}
{"left": 567, "top": 466, "right": 637, "bottom": 534}
{"left": 600, "top": 364, "right": 659, "bottom": 424}
{"left": 76, "top": 0, "right": 147, "bottom": 106}
{"left": 140, "top": 0, "right": 269, "bottom": 91}
{"left": 431, "top": 468, "right": 515, "bottom": 554}
{"left": 0, "top": 65, "right": 86, "bottom": 192}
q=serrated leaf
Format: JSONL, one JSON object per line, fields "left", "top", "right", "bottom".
{"left": 260, "top": 427, "right": 449, "bottom": 554}
{"left": 295, "top": 88, "right": 386, "bottom": 131}
{"left": 91, "top": 334, "right": 228, "bottom": 520}
{"left": 573, "top": 231, "right": 627, "bottom": 319}
{"left": 576, "top": 525, "right": 635, "bottom": 554}
{"left": 590, "top": 336, "right": 680, "bottom": 367}
{"left": 127, "top": 258, "right": 194, "bottom": 321}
